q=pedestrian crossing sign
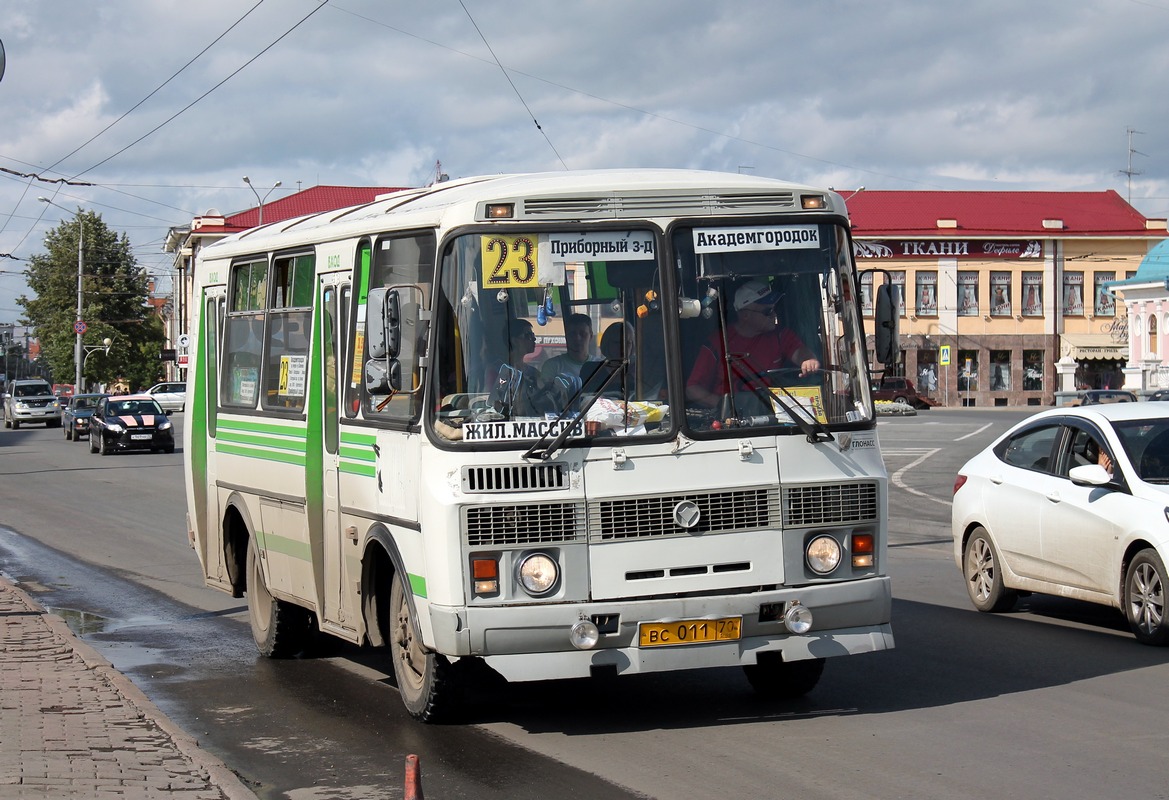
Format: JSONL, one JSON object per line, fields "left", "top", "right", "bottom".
{"left": 940, "top": 345, "right": 951, "bottom": 366}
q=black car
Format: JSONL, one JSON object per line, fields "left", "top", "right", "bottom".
{"left": 89, "top": 394, "right": 175, "bottom": 455}
{"left": 1079, "top": 389, "right": 1139, "bottom": 405}
{"left": 62, "top": 393, "right": 106, "bottom": 441}
{"left": 1149, "top": 389, "right": 1169, "bottom": 402}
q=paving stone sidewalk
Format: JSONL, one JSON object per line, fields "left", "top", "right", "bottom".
{"left": 0, "top": 576, "right": 256, "bottom": 799}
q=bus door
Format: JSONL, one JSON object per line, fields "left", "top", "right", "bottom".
{"left": 318, "top": 281, "right": 351, "bottom": 629}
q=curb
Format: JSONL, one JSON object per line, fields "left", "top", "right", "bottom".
{"left": 2, "top": 576, "right": 258, "bottom": 800}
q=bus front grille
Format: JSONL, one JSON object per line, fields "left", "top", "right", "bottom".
{"left": 464, "top": 502, "right": 584, "bottom": 546}
{"left": 462, "top": 463, "right": 566, "bottom": 493}
{"left": 587, "top": 487, "right": 780, "bottom": 542}
{"left": 782, "top": 482, "right": 879, "bottom": 527}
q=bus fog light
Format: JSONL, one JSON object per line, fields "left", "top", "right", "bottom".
{"left": 518, "top": 553, "right": 558, "bottom": 596}
{"left": 806, "top": 535, "right": 841, "bottom": 574}
{"left": 570, "top": 620, "right": 600, "bottom": 650}
{"left": 784, "top": 602, "right": 813, "bottom": 634}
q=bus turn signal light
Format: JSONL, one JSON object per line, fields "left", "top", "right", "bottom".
{"left": 472, "top": 557, "right": 499, "bottom": 595}
{"left": 852, "top": 532, "right": 874, "bottom": 568}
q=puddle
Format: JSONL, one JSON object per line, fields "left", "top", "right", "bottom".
{"left": 45, "top": 606, "right": 110, "bottom": 635}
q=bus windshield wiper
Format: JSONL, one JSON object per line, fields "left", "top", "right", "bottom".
{"left": 726, "top": 356, "right": 833, "bottom": 444}
{"left": 523, "top": 358, "right": 628, "bottom": 461}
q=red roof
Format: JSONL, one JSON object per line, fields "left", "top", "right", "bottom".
{"left": 845, "top": 190, "right": 1154, "bottom": 238}
{"left": 227, "top": 185, "right": 409, "bottom": 229}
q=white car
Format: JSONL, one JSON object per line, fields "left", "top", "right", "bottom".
{"left": 146, "top": 381, "right": 186, "bottom": 412}
{"left": 952, "top": 403, "right": 1169, "bottom": 645}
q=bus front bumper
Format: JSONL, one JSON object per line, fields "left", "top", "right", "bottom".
{"left": 431, "top": 575, "right": 893, "bottom": 683}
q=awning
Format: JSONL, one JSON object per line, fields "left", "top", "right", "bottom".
{"left": 1060, "top": 333, "right": 1128, "bottom": 361}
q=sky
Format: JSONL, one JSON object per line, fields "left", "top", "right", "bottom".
{"left": 2, "top": 0, "right": 1168, "bottom": 326}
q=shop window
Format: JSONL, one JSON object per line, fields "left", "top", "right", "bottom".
{"left": 891, "top": 271, "right": 906, "bottom": 317}
{"left": 958, "top": 349, "right": 978, "bottom": 391}
{"left": 990, "top": 350, "right": 1011, "bottom": 391}
{"left": 1063, "top": 271, "right": 1084, "bottom": 316}
{"left": 915, "top": 271, "right": 937, "bottom": 316}
{"left": 1022, "top": 272, "right": 1043, "bottom": 317}
{"left": 990, "top": 272, "right": 1011, "bottom": 316}
{"left": 860, "top": 272, "right": 873, "bottom": 316}
{"left": 958, "top": 271, "right": 979, "bottom": 316}
{"left": 1023, "top": 350, "right": 1044, "bottom": 391}
{"left": 917, "top": 350, "right": 939, "bottom": 395}
{"left": 1093, "top": 272, "right": 1116, "bottom": 317}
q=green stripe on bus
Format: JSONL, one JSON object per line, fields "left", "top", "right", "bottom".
{"left": 217, "top": 418, "right": 308, "bottom": 438}
{"left": 254, "top": 529, "right": 312, "bottom": 561}
{"left": 341, "top": 431, "right": 376, "bottom": 445}
{"left": 216, "top": 430, "right": 308, "bottom": 452}
{"left": 216, "top": 442, "right": 307, "bottom": 465}
{"left": 339, "top": 462, "right": 376, "bottom": 477}
{"left": 408, "top": 573, "right": 427, "bottom": 598}
{"left": 339, "top": 444, "right": 375, "bottom": 462}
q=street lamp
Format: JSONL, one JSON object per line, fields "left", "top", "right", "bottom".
{"left": 242, "top": 176, "right": 282, "bottom": 226}
{"left": 37, "top": 196, "right": 85, "bottom": 393}
{"left": 82, "top": 338, "right": 113, "bottom": 389}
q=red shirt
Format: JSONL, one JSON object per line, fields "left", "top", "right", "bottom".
{"left": 687, "top": 326, "right": 808, "bottom": 395}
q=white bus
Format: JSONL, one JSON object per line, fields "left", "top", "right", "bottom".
{"left": 183, "top": 169, "right": 899, "bottom": 720}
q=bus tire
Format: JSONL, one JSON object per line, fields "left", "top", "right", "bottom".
{"left": 389, "top": 570, "right": 455, "bottom": 721}
{"left": 246, "top": 538, "right": 311, "bottom": 658}
{"left": 743, "top": 654, "right": 825, "bottom": 699}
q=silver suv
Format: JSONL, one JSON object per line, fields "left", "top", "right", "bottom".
{"left": 3, "top": 379, "right": 62, "bottom": 429}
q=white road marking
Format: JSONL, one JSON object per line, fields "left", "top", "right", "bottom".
{"left": 889, "top": 447, "right": 952, "bottom": 506}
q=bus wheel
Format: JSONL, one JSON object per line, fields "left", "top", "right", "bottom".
{"left": 246, "top": 539, "right": 310, "bottom": 658}
{"left": 743, "top": 655, "right": 825, "bottom": 699}
{"left": 389, "top": 571, "right": 454, "bottom": 721}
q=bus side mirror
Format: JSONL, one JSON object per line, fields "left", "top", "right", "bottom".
{"left": 365, "top": 288, "right": 401, "bottom": 359}
{"left": 874, "top": 283, "right": 900, "bottom": 366}
{"left": 364, "top": 359, "right": 402, "bottom": 395}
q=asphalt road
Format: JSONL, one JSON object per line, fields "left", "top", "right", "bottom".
{"left": 3, "top": 407, "right": 1169, "bottom": 800}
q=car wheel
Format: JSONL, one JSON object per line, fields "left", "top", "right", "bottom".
{"left": 963, "top": 527, "right": 1017, "bottom": 612}
{"left": 98, "top": 433, "right": 109, "bottom": 456}
{"left": 165, "top": 444, "right": 175, "bottom": 454}
{"left": 246, "top": 537, "right": 312, "bottom": 658}
{"left": 893, "top": 395, "right": 909, "bottom": 405}
{"left": 2, "top": 417, "right": 9, "bottom": 429}
{"left": 743, "top": 654, "right": 825, "bottom": 699}
{"left": 65, "top": 424, "right": 72, "bottom": 440}
{"left": 89, "top": 432, "right": 99, "bottom": 453}
{"left": 389, "top": 570, "right": 456, "bottom": 721}
{"left": 1125, "top": 549, "right": 1169, "bottom": 646}
{"left": 11, "top": 420, "right": 19, "bottom": 429}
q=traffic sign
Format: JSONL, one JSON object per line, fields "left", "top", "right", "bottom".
{"left": 73, "top": 320, "right": 88, "bottom": 335}
{"left": 177, "top": 333, "right": 190, "bottom": 349}
{"left": 939, "top": 345, "right": 951, "bottom": 366}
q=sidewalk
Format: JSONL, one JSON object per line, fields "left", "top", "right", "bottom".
{"left": 0, "top": 575, "right": 257, "bottom": 799}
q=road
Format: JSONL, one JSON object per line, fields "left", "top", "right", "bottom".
{"left": 2, "top": 408, "right": 1168, "bottom": 799}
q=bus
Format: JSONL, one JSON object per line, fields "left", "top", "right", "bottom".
{"left": 183, "top": 169, "right": 899, "bottom": 721}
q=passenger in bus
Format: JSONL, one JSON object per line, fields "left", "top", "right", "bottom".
{"left": 487, "top": 318, "right": 555, "bottom": 417}
{"left": 540, "top": 313, "right": 594, "bottom": 381}
{"left": 583, "top": 321, "right": 635, "bottom": 396}
{"left": 685, "top": 280, "right": 820, "bottom": 410}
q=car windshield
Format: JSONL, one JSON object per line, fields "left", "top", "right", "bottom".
{"left": 110, "top": 400, "right": 163, "bottom": 416}
{"left": 1114, "top": 420, "right": 1169, "bottom": 483}
{"left": 14, "top": 384, "right": 50, "bottom": 397}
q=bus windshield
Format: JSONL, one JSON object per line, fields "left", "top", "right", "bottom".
{"left": 432, "top": 228, "right": 670, "bottom": 445}
{"left": 675, "top": 221, "right": 871, "bottom": 432}
{"left": 428, "top": 221, "right": 872, "bottom": 447}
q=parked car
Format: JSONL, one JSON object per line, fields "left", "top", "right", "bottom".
{"left": 89, "top": 394, "right": 175, "bottom": 455}
{"left": 1078, "top": 389, "right": 1138, "bottom": 405}
{"left": 870, "top": 376, "right": 924, "bottom": 407}
{"left": 2, "top": 379, "right": 61, "bottom": 429}
{"left": 145, "top": 381, "right": 186, "bottom": 412}
{"left": 1148, "top": 389, "right": 1169, "bottom": 402}
{"left": 952, "top": 403, "right": 1169, "bottom": 644}
{"left": 62, "top": 393, "right": 106, "bottom": 441}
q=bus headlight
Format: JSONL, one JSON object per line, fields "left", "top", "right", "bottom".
{"left": 806, "top": 535, "right": 841, "bottom": 574}
{"left": 517, "top": 552, "right": 558, "bottom": 596}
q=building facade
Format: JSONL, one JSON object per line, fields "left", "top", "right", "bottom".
{"left": 850, "top": 190, "right": 1166, "bottom": 406}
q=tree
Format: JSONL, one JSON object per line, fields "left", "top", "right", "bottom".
{"left": 21, "top": 209, "right": 166, "bottom": 391}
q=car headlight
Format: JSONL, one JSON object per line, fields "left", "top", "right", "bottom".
{"left": 806, "top": 535, "right": 842, "bottom": 575}
{"left": 15, "top": 401, "right": 28, "bottom": 409}
{"left": 105, "top": 421, "right": 124, "bottom": 433}
{"left": 517, "top": 552, "right": 559, "bottom": 596}
{"left": 159, "top": 421, "right": 173, "bottom": 431}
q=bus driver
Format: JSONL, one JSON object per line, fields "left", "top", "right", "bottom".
{"left": 686, "top": 280, "right": 820, "bottom": 409}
